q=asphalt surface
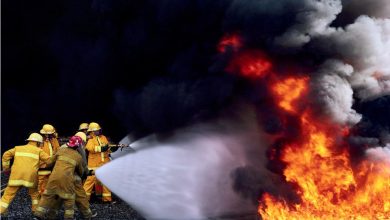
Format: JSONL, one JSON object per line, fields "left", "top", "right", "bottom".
{"left": 1, "top": 173, "right": 145, "bottom": 220}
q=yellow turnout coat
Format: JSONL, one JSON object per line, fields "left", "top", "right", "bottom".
{"left": 43, "top": 147, "right": 84, "bottom": 199}
{"left": 85, "top": 134, "right": 110, "bottom": 170}
{"left": 2, "top": 144, "right": 53, "bottom": 188}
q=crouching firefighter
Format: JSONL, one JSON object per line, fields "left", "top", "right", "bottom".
{"left": 45, "top": 132, "right": 97, "bottom": 219}
{"left": 1, "top": 133, "right": 54, "bottom": 216}
{"left": 34, "top": 136, "right": 85, "bottom": 220}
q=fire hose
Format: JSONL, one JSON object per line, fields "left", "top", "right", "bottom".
{"left": 0, "top": 144, "right": 134, "bottom": 193}
{"left": 107, "top": 144, "right": 135, "bottom": 152}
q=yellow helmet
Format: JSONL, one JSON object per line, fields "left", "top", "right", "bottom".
{"left": 87, "top": 122, "right": 101, "bottom": 132}
{"left": 26, "top": 133, "right": 43, "bottom": 143}
{"left": 75, "top": 132, "right": 87, "bottom": 142}
{"left": 79, "top": 123, "right": 89, "bottom": 131}
{"left": 40, "top": 124, "right": 55, "bottom": 134}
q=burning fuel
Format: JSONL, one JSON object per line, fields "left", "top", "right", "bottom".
{"left": 260, "top": 78, "right": 390, "bottom": 218}
{"left": 9, "top": 0, "right": 388, "bottom": 219}
{"left": 272, "top": 77, "right": 309, "bottom": 113}
{"left": 221, "top": 29, "right": 390, "bottom": 218}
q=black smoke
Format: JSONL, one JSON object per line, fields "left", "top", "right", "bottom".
{"left": 3, "top": 0, "right": 390, "bottom": 206}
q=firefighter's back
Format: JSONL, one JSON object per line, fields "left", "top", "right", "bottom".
{"left": 45, "top": 147, "right": 83, "bottom": 198}
{"left": 9, "top": 145, "right": 43, "bottom": 187}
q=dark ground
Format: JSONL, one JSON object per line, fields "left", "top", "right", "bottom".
{"left": 1, "top": 174, "right": 261, "bottom": 220}
{"left": 1, "top": 173, "right": 145, "bottom": 220}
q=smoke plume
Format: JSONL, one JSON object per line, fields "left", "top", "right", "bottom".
{"left": 3, "top": 0, "right": 390, "bottom": 218}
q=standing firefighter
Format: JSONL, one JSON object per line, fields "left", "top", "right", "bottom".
{"left": 1, "top": 133, "right": 54, "bottom": 215}
{"left": 34, "top": 136, "right": 85, "bottom": 220}
{"left": 83, "top": 122, "right": 113, "bottom": 202}
{"left": 73, "top": 132, "right": 97, "bottom": 218}
{"left": 38, "top": 124, "right": 60, "bottom": 195}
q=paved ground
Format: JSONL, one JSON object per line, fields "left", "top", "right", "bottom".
{"left": 1, "top": 173, "right": 145, "bottom": 220}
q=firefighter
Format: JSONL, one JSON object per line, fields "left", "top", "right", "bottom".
{"left": 73, "top": 132, "right": 97, "bottom": 218}
{"left": 83, "top": 122, "right": 113, "bottom": 203}
{"left": 79, "top": 123, "right": 89, "bottom": 134}
{"left": 34, "top": 136, "right": 85, "bottom": 220}
{"left": 45, "top": 132, "right": 97, "bottom": 219}
{"left": 1, "top": 133, "right": 54, "bottom": 215}
{"left": 38, "top": 124, "right": 60, "bottom": 195}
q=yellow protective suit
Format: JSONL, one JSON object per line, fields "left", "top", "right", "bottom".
{"left": 38, "top": 138, "right": 60, "bottom": 194}
{"left": 1, "top": 143, "right": 53, "bottom": 214}
{"left": 46, "top": 144, "right": 93, "bottom": 219}
{"left": 34, "top": 147, "right": 84, "bottom": 220}
{"left": 83, "top": 134, "right": 112, "bottom": 202}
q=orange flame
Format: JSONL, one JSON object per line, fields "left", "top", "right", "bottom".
{"left": 226, "top": 50, "right": 272, "bottom": 78}
{"left": 272, "top": 77, "right": 309, "bottom": 113}
{"left": 259, "top": 77, "right": 390, "bottom": 219}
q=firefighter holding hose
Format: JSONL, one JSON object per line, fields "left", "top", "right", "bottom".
{"left": 43, "top": 132, "right": 97, "bottom": 219}
{"left": 33, "top": 135, "right": 85, "bottom": 220}
{"left": 83, "top": 122, "right": 117, "bottom": 203}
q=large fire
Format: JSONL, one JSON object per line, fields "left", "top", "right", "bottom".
{"left": 259, "top": 77, "right": 390, "bottom": 219}
{"left": 220, "top": 34, "right": 390, "bottom": 219}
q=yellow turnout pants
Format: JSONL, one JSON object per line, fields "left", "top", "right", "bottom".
{"left": 34, "top": 194, "right": 75, "bottom": 220}
{"left": 83, "top": 175, "right": 112, "bottom": 202}
{"left": 1, "top": 185, "right": 39, "bottom": 214}
{"left": 37, "top": 174, "right": 50, "bottom": 195}
{"left": 46, "top": 179, "right": 92, "bottom": 219}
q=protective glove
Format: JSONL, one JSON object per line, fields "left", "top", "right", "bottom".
{"left": 101, "top": 145, "right": 109, "bottom": 152}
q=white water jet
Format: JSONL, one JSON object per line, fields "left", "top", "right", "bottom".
{"left": 96, "top": 105, "right": 270, "bottom": 219}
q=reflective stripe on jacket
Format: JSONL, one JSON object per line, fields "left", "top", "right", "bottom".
{"left": 85, "top": 135, "right": 110, "bottom": 169}
{"left": 38, "top": 138, "right": 60, "bottom": 175}
{"left": 2, "top": 144, "right": 53, "bottom": 188}
{"left": 44, "top": 147, "right": 84, "bottom": 199}
{"left": 61, "top": 143, "right": 88, "bottom": 179}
